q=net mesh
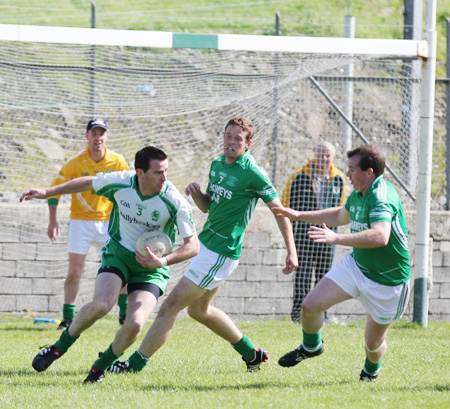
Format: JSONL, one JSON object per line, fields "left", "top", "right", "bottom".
{"left": 0, "top": 40, "right": 421, "bottom": 313}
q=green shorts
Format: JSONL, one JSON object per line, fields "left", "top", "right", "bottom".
{"left": 100, "top": 239, "right": 170, "bottom": 295}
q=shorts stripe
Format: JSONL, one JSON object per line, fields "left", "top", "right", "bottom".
{"left": 394, "top": 281, "right": 409, "bottom": 320}
{"left": 198, "top": 254, "right": 226, "bottom": 288}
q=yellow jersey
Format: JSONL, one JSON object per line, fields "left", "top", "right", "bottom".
{"left": 47, "top": 147, "right": 129, "bottom": 221}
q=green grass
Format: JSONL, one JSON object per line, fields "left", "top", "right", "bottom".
{"left": 0, "top": 316, "right": 449, "bottom": 408}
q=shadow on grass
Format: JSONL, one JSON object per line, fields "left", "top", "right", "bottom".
{"left": 137, "top": 379, "right": 355, "bottom": 392}
{"left": 0, "top": 327, "right": 49, "bottom": 332}
{"left": 0, "top": 368, "right": 92, "bottom": 378}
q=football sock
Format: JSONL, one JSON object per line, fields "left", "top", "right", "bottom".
{"left": 117, "top": 294, "right": 128, "bottom": 317}
{"left": 63, "top": 304, "right": 76, "bottom": 321}
{"left": 94, "top": 344, "right": 124, "bottom": 371}
{"left": 128, "top": 351, "right": 150, "bottom": 373}
{"left": 54, "top": 328, "right": 79, "bottom": 354}
{"left": 363, "top": 357, "right": 382, "bottom": 375}
{"left": 302, "top": 329, "right": 322, "bottom": 352}
{"left": 231, "top": 334, "right": 256, "bottom": 362}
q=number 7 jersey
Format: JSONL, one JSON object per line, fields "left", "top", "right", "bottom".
{"left": 199, "top": 150, "right": 278, "bottom": 259}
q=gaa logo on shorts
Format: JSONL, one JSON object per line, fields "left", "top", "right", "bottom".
{"left": 151, "top": 210, "right": 160, "bottom": 221}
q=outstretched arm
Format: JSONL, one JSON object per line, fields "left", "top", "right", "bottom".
{"left": 271, "top": 205, "right": 350, "bottom": 227}
{"left": 185, "top": 182, "right": 210, "bottom": 213}
{"left": 20, "top": 176, "right": 95, "bottom": 202}
{"left": 308, "top": 221, "right": 391, "bottom": 248}
{"left": 266, "top": 198, "right": 299, "bottom": 275}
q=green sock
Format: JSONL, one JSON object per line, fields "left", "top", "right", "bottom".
{"left": 128, "top": 350, "right": 150, "bottom": 373}
{"left": 94, "top": 344, "right": 124, "bottom": 371}
{"left": 364, "top": 357, "right": 382, "bottom": 375}
{"left": 54, "top": 328, "right": 79, "bottom": 354}
{"left": 302, "top": 329, "right": 322, "bottom": 352}
{"left": 63, "top": 304, "right": 76, "bottom": 321}
{"left": 231, "top": 334, "right": 255, "bottom": 362}
{"left": 118, "top": 294, "right": 128, "bottom": 317}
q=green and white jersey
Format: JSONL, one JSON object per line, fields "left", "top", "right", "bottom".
{"left": 344, "top": 175, "right": 410, "bottom": 286}
{"left": 92, "top": 170, "right": 196, "bottom": 253}
{"left": 199, "top": 150, "right": 278, "bottom": 259}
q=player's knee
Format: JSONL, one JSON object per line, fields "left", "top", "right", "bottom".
{"left": 90, "top": 300, "right": 113, "bottom": 318}
{"left": 122, "top": 319, "right": 144, "bottom": 338}
{"left": 157, "top": 297, "right": 182, "bottom": 318}
{"left": 365, "top": 340, "right": 386, "bottom": 354}
{"left": 66, "top": 268, "right": 83, "bottom": 282}
{"left": 301, "top": 298, "right": 320, "bottom": 315}
{"left": 187, "top": 304, "right": 206, "bottom": 321}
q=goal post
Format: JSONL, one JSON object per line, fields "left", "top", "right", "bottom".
{"left": 0, "top": 20, "right": 435, "bottom": 322}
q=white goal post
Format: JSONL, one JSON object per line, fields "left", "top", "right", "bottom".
{"left": 0, "top": 1, "right": 436, "bottom": 324}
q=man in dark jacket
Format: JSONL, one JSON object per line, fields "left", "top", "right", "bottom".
{"left": 282, "top": 142, "right": 346, "bottom": 322}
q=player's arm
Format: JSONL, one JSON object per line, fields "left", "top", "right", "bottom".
{"left": 271, "top": 205, "right": 350, "bottom": 227}
{"left": 308, "top": 221, "right": 391, "bottom": 248}
{"left": 185, "top": 182, "right": 210, "bottom": 213}
{"left": 47, "top": 204, "right": 60, "bottom": 242}
{"left": 20, "top": 176, "right": 95, "bottom": 202}
{"left": 136, "top": 234, "right": 200, "bottom": 269}
{"left": 266, "top": 198, "right": 299, "bottom": 275}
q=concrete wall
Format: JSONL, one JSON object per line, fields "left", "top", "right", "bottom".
{"left": 0, "top": 203, "right": 448, "bottom": 322}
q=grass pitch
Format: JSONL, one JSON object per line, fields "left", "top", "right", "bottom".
{"left": 0, "top": 316, "right": 449, "bottom": 409}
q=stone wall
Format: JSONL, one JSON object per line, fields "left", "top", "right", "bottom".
{"left": 0, "top": 203, "right": 448, "bottom": 322}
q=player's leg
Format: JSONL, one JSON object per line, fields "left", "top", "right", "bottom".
{"left": 58, "top": 252, "right": 86, "bottom": 329}
{"left": 105, "top": 276, "right": 206, "bottom": 375}
{"left": 187, "top": 285, "right": 267, "bottom": 372}
{"left": 93, "top": 219, "right": 128, "bottom": 325}
{"left": 279, "top": 257, "right": 355, "bottom": 368}
{"left": 360, "top": 315, "right": 390, "bottom": 381}
{"left": 140, "top": 277, "right": 206, "bottom": 358}
{"left": 357, "top": 279, "right": 410, "bottom": 381}
{"left": 187, "top": 286, "right": 241, "bottom": 343}
{"left": 32, "top": 272, "right": 122, "bottom": 372}
{"left": 84, "top": 284, "right": 160, "bottom": 383}
{"left": 59, "top": 220, "right": 95, "bottom": 329}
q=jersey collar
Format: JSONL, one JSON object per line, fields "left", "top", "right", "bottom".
{"left": 219, "top": 149, "right": 250, "bottom": 166}
{"left": 85, "top": 146, "right": 110, "bottom": 162}
{"left": 364, "top": 175, "right": 384, "bottom": 196}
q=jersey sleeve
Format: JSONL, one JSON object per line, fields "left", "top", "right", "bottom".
{"left": 252, "top": 165, "right": 278, "bottom": 203}
{"left": 369, "top": 198, "right": 393, "bottom": 224}
{"left": 92, "top": 170, "right": 132, "bottom": 201}
{"left": 175, "top": 201, "right": 197, "bottom": 238}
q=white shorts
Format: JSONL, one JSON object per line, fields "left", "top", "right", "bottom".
{"left": 184, "top": 243, "right": 239, "bottom": 290}
{"left": 67, "top": 219, "right": 109, "bottom": 255}
{"left": 326, "top": 254, "right": 410, "bottom": 324}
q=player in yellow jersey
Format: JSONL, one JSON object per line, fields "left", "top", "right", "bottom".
{"left": 47, "top": 118, "right": 129, "bottom": 329}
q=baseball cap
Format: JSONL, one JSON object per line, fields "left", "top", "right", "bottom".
{"left": 86, "top": 118, "right": 107, "bottom": 131}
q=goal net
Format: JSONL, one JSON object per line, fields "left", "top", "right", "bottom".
{"left": 0, "top": 27, "right": 423, "bottom": 315}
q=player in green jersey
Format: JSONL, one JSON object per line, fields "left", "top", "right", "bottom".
{"left": 272, "top": 145, "right": 410, "bottom": 382}
{"left": 20, "top": 146, "right": 199, "bottom": 383}
{"left": 106, "top": 116, "right": 298, "bottom": 376}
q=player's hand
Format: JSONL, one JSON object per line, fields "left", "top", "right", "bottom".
{"left": 47, "top": 221, "right": 60, "bottom": 242}
{"left": 271, "top": 206, "right": 301, "bottom": 221}
{"left": 20, "top": 188, "right": 48, "bottom": 202}
{"left": 282, "top": 252, "right": 298, "bottom": 275}
{"left": 135, "top": 247, "right": 163, "bottom": 269}
{"left": 308, "top": 223, "right": 337, "bottom": 244}
{"left": 185, "top": 182, "right": 201, "bottom": 196}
